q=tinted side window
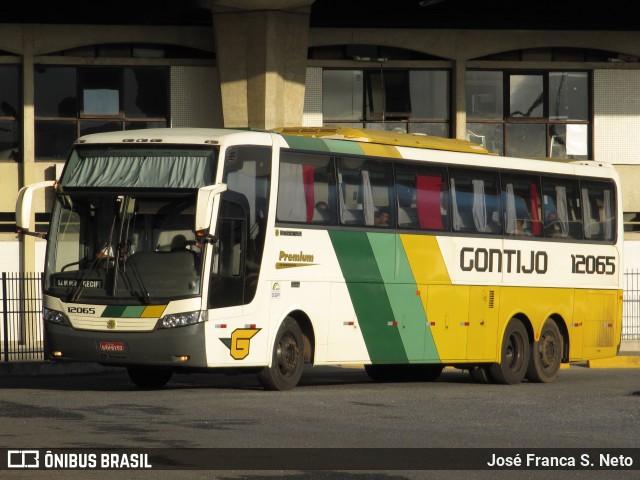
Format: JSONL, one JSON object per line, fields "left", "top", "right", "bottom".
{"left": 449, "top": 169, "right": 501, "bottom": 234}
{"left": 501, "top": 175, "right": 542, "bottom": 237}
{"left": 541, "top": 177, "right": 582, "bottom": 239}
{"left": 395, "top": 163, "right": 449, "bottom": 231}
{"left": 581, "top": 180, "right": 616, "bottom": 241}
{"left": 277, "top": 152, "right": 336, "bottom": 225}
{"left": 337, "top": 157, "right": 393, "bottom": 228}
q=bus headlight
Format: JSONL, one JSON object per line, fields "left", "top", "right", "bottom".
{"left": 157, "top": 310, "right": 207, "bottom": 329}
{"left": 44, "top": 308, "right": 70, "bottom": 325}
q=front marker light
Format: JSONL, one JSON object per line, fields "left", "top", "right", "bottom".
{"left": 158, "top": 310, "right": 207, "bottom": 329}
{"left": 43, "top": 307, "right": 70, "bottom": 325}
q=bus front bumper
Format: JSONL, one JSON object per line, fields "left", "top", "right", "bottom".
{"left": 44, "top": 322, "right": 208, "bottom": 367}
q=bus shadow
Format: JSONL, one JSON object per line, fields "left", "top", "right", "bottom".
{"left": 0, "top": 365, "right": 482, "bottom": 392}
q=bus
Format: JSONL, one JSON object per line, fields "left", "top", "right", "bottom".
{"left": 15, "top": 126, "right": 623, "bottom": 390}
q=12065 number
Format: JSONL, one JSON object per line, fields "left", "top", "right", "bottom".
{"left": 571, "top": 254, "right": 616, "bottom": 275}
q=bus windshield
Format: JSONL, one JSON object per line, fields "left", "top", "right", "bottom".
{"left": 44, "top": 191, "right": 203, "bottom": 304}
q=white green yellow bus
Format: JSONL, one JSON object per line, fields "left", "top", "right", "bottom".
{"left": 15, "top": 126, "right": 623, "bottom": 390}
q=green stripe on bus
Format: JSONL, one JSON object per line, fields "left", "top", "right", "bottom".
{"left": 321, "top": 139, "right": 364, "bottom": 155}
{"left": 101, "top": 305, "right": 148, "bottom": 318}
{"left": 281, "top": 135, "right": 330, "bottom": 152}
{"left": 122, "top": 306, "right": 147, "bottom": 318}
{"left": 329, "top": 230, "right": 408, "bottom": 363}
{"left": 282, "top": 135, "right": 365, "bottom": 156}
{"left": 367, "top": 233, "right": 440, "bottom": 361}
{"left": 102, "top": 306, "right": 126, "bottom": 317}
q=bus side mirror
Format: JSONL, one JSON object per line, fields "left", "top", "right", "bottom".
{"left": 195, "top": 183, "right": 228, "bottom": 231}
{"left": 15, "top": 180, "right": 55, "bottom": 238}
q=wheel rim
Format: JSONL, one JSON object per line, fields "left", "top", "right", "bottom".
{"left": 538, "top": 328, "right": 559, "bottom": 369}
{"left": 276, "top": 333, "right": 299, "bottom": 378}
{"left": 505, "top": 330, "right": 526, "bottom": 372}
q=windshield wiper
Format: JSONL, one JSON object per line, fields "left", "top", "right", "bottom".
{"left": 70, "top": 210, "right": 118, "bottom": 303}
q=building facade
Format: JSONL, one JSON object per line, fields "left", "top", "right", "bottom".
{"left": 2, "top": 0, "right": 640, "bottom": 275}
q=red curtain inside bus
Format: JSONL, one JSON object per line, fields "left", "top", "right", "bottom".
{"left": 416, "top": 175, "right": 444, "bottom": 230}
{"left": 303, "top": 164, "right": 315, "bottom": 222}
{"left": 529, "top": 182, "right": 541, "bottom": 236}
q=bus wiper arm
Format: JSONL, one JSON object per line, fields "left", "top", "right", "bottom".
{"left": 124, "top": 256, "right": 153, "bottom": 305}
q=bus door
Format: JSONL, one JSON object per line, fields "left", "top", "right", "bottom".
{"left": 206, "top": 145, "right": 272, "bottom": 365}
{"left": 206, "top": 194, "right": 257, "bottom": 365}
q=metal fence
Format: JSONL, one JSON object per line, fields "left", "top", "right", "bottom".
{"left": 1, "top": 272, "right": 44, "bottom": 361}
{"left": 1, "top": 270, "right": 639, "bottom": 363}
{"left": 623, "top": 269, "right": 640, "bottom": 341}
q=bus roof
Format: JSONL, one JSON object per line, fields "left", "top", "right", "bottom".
{"left": 274, "top": 126, "right": 493, "bottom": 155}
{"left": 70, "top": 127, "right": 617, "bottom": 181}
{"left": 73, "top": 127, "right": 255, "bottom": 146}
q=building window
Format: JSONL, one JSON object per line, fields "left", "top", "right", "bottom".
{"left": 466, "top": 70, "right": 590, "bottom": 159}
{"left": 322, "top": 69, "right": 450, "bottom": 136}
{"left": 81, "top": 68, "right": 121, "bottom": 116}
{"left": 0, "top": 65, "right": 20, "bottom": 161}
{"left": 35, "top": 66, "right": 169, "bottom": 160}
{"left": 624, "top": 213, "right": 640, "bottom": 232}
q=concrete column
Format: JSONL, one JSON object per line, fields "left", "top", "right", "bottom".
{"left": 454, "top": 59, "right": 467, "bottom": 141}
{"left": 205, "top": 0, "right": 313, "bottom": 130}
{"left": 20, "top": 25, "right": 36, "bottom": 274}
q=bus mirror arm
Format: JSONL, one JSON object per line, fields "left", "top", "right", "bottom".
{"left": 195, "top": 183, "right": 228, "bottom": 231}
{"left": 16, "top": 229, "right": 48, "bottom": 240}
{"left": 15, "top": 180, "right": 56, "bottom": 237}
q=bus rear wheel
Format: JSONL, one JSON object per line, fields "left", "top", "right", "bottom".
{"left": 489, "top": 319, "right": 530, "bottom": 384}
{"left": 257, "top": 317, "right": 304, "bottom": 391}
{"left": 127, "top": 367, "right": 173, "bottom": 389}
{"left": 526, "top": 319, "right": 562, "bottom": 383}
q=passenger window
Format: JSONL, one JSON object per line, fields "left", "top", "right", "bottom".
{"left": 336, "top": 157, "right": 393, "bottom": 228}
{"left": 581, "top": 181, "right": 616, "bottom": 241}
{"left": 541, "top": 178, "right": 582, "bottom": 239}
{"left": 395, "top": 163, "right": 449, "bottom": 231}
{"left": 449, "top": 169, "right": 501, "bottom": 234}
{"left": 502, "top": 175, "right": 542, "bottom": 237}
{"left": 277, "top": 152, "right": 336, "bottom": 225}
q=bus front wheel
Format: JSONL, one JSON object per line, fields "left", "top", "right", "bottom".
{"left": 489, "top": 319, "right": 530, "bottom": 384}
{"left": 257, "top": 317, "right": 304, "bottom": 391}
{"left": 127, "top": 366, "right": 173, "bottom": 389}
{"left": 526, "top": 319, "right": 563, "bottom": 383}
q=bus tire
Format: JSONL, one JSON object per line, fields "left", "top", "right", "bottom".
{"left": 257, "top": 317, "right": 304, "bottom": 391}
{"left": 489, "top": 319, "right": 530, "bottom": 384}
{"left": 127, "top": 367, "right": 173, "bottom": 389}
{"left": 526, "top": 319, "right": 562, "bottom": 383}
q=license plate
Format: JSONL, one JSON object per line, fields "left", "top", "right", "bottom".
{"left": 99, "top": 341, "right": 126, "bottom": 352}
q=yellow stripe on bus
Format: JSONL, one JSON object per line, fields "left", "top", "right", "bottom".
{"left": 359, "top": 143, "right": 402, "bottom": 158}
{"left": 399, "top": 234, "right": 451, "bottom": 285}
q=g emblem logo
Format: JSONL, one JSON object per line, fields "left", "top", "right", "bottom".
{"left": 107, "top": 319, "right": 117, "bottom": 329}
